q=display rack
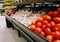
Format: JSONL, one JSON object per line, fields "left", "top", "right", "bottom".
{"left": 5, "top": 1, "right": 60, "bottom": 42}
{"left": 5, "top": 15, "right": 49, "bottom": 42}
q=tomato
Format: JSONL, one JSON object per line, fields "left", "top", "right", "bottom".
{"left": 45, "top": 15, "right": 51, "bottom": 21}
{"left": 53, "top": 17, "right": 60, "bottom": 23}
{"left": 46, "top": 35, "right": 53, "bottom": 41}
{"left": 42, "top": 20, "right": 48, "bottom": 25}
{"left": 52, "top": 24, "right": 60, "bottom": 32}
{"left": 57, "top": 7, "right": 60, "bottom": 12}
{"left": 58, "top": 14, "right": 60, "bottom": 17}
{"left": 55, "top": 24, "right": 60, "bottom": 27}
{"left": 30, "top": 25, "right": 36, "bottom": 30}
{"left": 40, "top": 31, "right": 45, "bottom": 37}
{"left": 45, "top": 28, "right": 52, "bottom": 35}
{"left": 36, "top": 17, "right": 43, "bottom": 22}
{"left": 52, "top": 27, "right": 59, "bottom": 32}
{"left": 52, "top": 31, "right": 60, "bottom": 39}
{"left": 36, "top": 22, "right": 42, "bottom": 27}
{"left": 49, "top": 21, "right": 55, "bottom": 27}
{"left": 42, "top": 15, "right": 47, "bottom": 18}
{"left": 56, "top": 24, "right": 60, "bottom": 27}
{"left": 53, "top": 11, "right": 59, "bottom": 17}
{"left": 35, "top": 27, "right": 42, "bottom": 34}
{"left": 32, "top": 20, "right": 36, "bottom": 25}
{"left": 41, "top": 25, "right": 46, "bottom": 31}
{"left": 42, "top": 15, "right": 51, "bottom": 21}
{"left": 53, "top": 40, "right": 60, "bottom": 42}
{"left": 48, "top": 11, "right": 53, "bottom": 16}
{"left": 58, "top": 27, "right": 60, "bottom": 32}
{"left": 46, "top": 23, "right": 51, "bottom": 28}
{"left": 43, "top": 21, "right": 51, "bottom": 28}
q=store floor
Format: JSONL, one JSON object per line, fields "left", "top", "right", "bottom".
{"left": 0, "top": 16, "right": 27, "bottom": 42}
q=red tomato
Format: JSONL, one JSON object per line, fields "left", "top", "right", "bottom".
{"left": 41, "top": 25, "right": 46, "bottom": 31}
{"left": 45, "top": 28, "right": 52, "bottom": 35}
{"left": 53, "top": 40, "right": 60, "bottom": 42}
{"left": 48, "top": 11, "right": 53, "bottom": 16}
{"left": 53, "top": 11, "right": 59, "bottom": 17}
{"left": 49, "top": 21, "right": 55, "bottom": 27}
{"left": 57, "top": 7, "right": 60, "bottom": 12}
{"left": 52, "top": 24, "right": 60, "bottom": 32}
{"left": 32, "top": 20, "right": 36, "bottom": 25}
{"left": 58, "top": 28, "right": 60, "bottom": 32}
{"left": 36, "top": 17, "right": 43, "bottom": 22}
{"left": 46, "top": 35, "right": 53, "bottom": 41}
{"left": 58, "top": 14, "right": 60, "bottom": 17}
{"left": 56, "top": 24, "right": 60, "bottom": 26}
{"left": 46, "top": 23, "right": 51, "bottom": 28}
{"left": 42, "top": 15, "right": 47, "bottom": 18}
{"left": 30, "top": 25, "right": 36, "bottom": 30}
{"left": 36, "top": 22, "right": 42, "bottom": 27}
{"left": 40, "top": 31, "right": 45, "bottom": 37}
{"left": 53, "top": 31, "right": 60, "bottom": 39}
{"left": 52, "top": 27, "right": 59, "bottom": 32}
{"left": 35, "top": 27, "right": 42, "bottom": 34}
{"left": 42, "top": 20, "right": 48, "bottom": 25}
{"left": 53, "top": 17, "right": 60, "bottom": 23}
{"left": 42, "top": 15, "right": 51, "bottom": 21}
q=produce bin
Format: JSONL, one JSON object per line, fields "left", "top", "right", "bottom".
{"left": 5, "top": 1, "right": 60, "bottom": 42}
{"left": 5, "top": 14, "right": 49, "bottom": 42}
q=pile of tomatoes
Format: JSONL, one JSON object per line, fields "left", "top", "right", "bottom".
{"left": 30, "top": 7, "right": 60, "bottom": 42}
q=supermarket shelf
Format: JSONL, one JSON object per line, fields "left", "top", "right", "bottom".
{"left": 5, "top": 15, "right": 49, "bottom": 42}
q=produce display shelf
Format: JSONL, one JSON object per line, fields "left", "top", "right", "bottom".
{"left": 5, "top": 15, "right": 49, "bottom": 42}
